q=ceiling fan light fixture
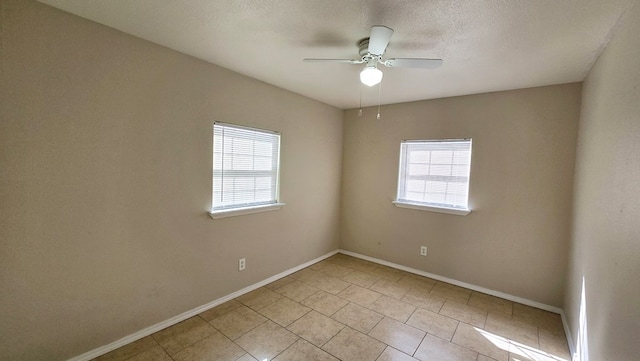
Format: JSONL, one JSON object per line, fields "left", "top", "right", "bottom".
{"left": 360, "top": 66, "right": 383, "bottom": 86}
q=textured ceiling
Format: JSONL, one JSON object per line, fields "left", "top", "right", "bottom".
{"left": 39, "top": 0, "right": 635, "bottom": 109}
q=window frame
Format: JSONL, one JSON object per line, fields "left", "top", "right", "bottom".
{"left": 393, "top": 138, "right": 472, "bottom": 216}
{"left": 209, "top": 122, "right": 285, "bottom": 219}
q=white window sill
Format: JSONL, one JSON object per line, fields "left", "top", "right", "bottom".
{"left": 392, "top": 201, "right": 471, "bottom": 216}
{"left": 209, "top": 203, "right": 285, "bottom": 219}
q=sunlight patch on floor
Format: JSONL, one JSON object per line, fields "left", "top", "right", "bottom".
{"left": 475, "top": 327, "right": 568, "bottom": 361}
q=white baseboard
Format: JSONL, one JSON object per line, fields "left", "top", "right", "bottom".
{"left": 67, "top": 250, "right": 338, "bottom": 361}
{"left": 560, "top": 310, "right": 576, "bottom": 359}
{"left": 338, "top": 249, "right": 576, "bottom": 358}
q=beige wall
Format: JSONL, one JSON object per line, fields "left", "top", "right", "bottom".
{"left": 341, "top": 84, "right": 581, "bottom": 307}
{"left": 0, "top": 1, "right": 343, "bottom": 360}
{"left": 565, "top": 3, "right": 640, "bottom": 360}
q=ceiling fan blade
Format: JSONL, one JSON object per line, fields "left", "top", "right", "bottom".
{"left": 368, "top": 25, "right": 394, "bottom": 56}
{"left": 383, "top": 58, "right": 443, "bottom": 69}
{"left": 303, "top": 58, "right": 362, "bottom": 64}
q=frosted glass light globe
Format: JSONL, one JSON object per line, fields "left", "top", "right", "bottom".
{"left": 360, "top": 66, "right": 383, "bottom": 86}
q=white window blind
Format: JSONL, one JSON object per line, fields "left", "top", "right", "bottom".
{"left": 397, "top": 139, "right": 472, "bottom": 210}
{"left": 212, "top": 122, "right": 281, "bottom": 212}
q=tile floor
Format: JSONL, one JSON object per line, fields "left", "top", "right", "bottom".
{"left": 93, "top": 254, "right": 571, "bottom": 361}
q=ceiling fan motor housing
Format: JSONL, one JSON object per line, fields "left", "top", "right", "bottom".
{"left": 358, "top": 38, "right": 376, "bottom": 59}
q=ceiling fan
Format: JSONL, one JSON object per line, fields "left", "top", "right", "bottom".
{"left": 304, "top": 25, "right": 443, "bottom": 87}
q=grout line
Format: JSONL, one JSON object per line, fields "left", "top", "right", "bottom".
{"left": 436, "top": 298, "right": 446, "bottom": 314}
{"left": 267, "top": 336, "right": 301, "bottom": 361}
{"left": 233, "top": 340, "right": 253, "bottom": 361}
{"left": 412, "top": 331, "right": 427, "bottom": 358}
{"left": 328, "top": 301, "right": 349, "bottom": 319}
{"left": 451, "top": 322, "right": 478, "bottom": 347}
{"left": 372, "top": 344, "right": 386, "bottom": 361}
{"left": 367, "top": 314, "right": 386, "bottom": 335}
{"left": 466, "top": 291, "right": 474, "bottom": 306}
{"left": 318, "top": 321, "right": 345, "bottom": 349}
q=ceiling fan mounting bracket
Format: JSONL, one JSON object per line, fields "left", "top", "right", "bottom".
{"left": 358, "top": 38, "right": 382, "bottom": 64}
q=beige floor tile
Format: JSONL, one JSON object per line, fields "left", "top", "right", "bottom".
{"left": 512, "top": 304, "right": 564, "bottom": 335}
{"left": 484, "top": 313, "right": 539, "bottom": 348}
{"left": 430, "top": 282, "right": 472, "bottom": 303}
{"left": 274, "top": 280, "right": 319, "bottom": 301}
{"left": 337, "top": 284, "right": 382, "bottom": 307}
{"left": 319, "top": 262, "right": 355, "bottom": 278}
{"left": 341, "top": 270, "right": 381, "bottom": 288}
{"left": 301, "top": 290, "right": 349, "bottom": 316}
{"left": 322, "top": 327, "right": 386, "bottom": 361}
{"left": 439, "top": 300, "right": 488, "bottom": 328}
{"left": 376, "top": 346, "right": 421, "bottom": 361}
{"left": 199, "top": 299, "right": 242, "bottom": 322}
{"left": 368, "top": 317, "right": 426, "bottom": 355}
{"left": 274, "top": 339, "right": 340, "bottom": 361}
{"left": 397, "top": 274, "right": 437, "bottom": 291}
{"left": 406, "top": 308, "right": 459, "bottom": 341}
{"left": 171, "top": 332, "right": 245, "bottom": 361}
{"left": 209, "top": 305, "right": 267, "bottom": 340}
{"left": 235, "top": 287, "right": 282, "bottom": 311}
{"left": 309, "top": 275, "right": 351, "bottom": 294}
{"left": 467, "top": 292, "right": 513, "bottom": 316}
{"left": 508, "top": 347, "right": 562, "bottom": 361}
{"left": 287, "top": 310, "right": 345, "bottom": 347}
{"left": 325, "top": 253, "right": 353, "bottom": 263}
{"left": 259, "top": 296, "right": 311, "bottom": 327}
{"left": 451, "top": 322, "right": 508, "bottom": 361}
{"left": 477, "top": 355, "right": 499, "bottom": 361}
{"left": 370, "top": 279, "right": 411, "bottom": 299}
{"left": 290, "top": 268, "right": 324, "bottom": 282}
{"left": 117, "top": 346, "right": 172, "bottom": 361}
{"left": 344, "top": 259, "right": 379, "bottom": 273}
{"left": 371, "top": 266, "right": 406, "bottom": 282}
{"left": 414, "top": 334, "right": 478, "bottom": 361}
{"left": 93, "top": 336, "right": 158, "bottom": 361}
{"left": 152, "top": 317, "right": 217, "bottom": 355}
{"left": 538, "top": 328, "right": 571, "bottom": 360}
{"left": 369, "top": 295, "right": 417, "bottom": 323}
{"left": 508, "top": 339, "right": 568, "bottom": 361}
{"left": 265, "top": 276, "right": 296, "bottom": 290}
{"left": 332, "top": 302, "right": 384, "bottom": 333}
{"left": 402, "top": 288, "right": 446, "bottom": 313}
{"left": 235, "top": 354, "right": 257, "bottom": 361}
{"left": 234, "top": 321, "right": 299, "bottom": 361}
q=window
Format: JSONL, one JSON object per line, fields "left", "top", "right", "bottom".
{"left": 210, "top": 122, "right": 283, "bottom": 219}
{"left": 394, "top": 139, "right": 472, "bottom": 215}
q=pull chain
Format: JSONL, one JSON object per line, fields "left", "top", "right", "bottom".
{"left": 377, "top": 80, "right": 382, "bottom": 119}
{"left": 358, "top": 82, "right": 363, "bottom": 116}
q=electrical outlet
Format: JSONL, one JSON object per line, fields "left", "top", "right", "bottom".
{"left": 420, "top": 246, "right": 427, "bottom": 256}
{"left": 239, "top": 258, "right": 246, "bottom": 271}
